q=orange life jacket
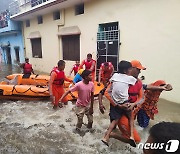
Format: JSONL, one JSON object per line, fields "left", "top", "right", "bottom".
{"left": 51, "top": 67, "right": 65, "bottom": 85}
{"left": 23, "top": 63, "right": 32, "bottom": 74}
{"left": 100, "top": 62, "right": 113, "bottom": 79}
{"left": 83, "top": 59, "right": 96, "bottom": 72}
{"left": 72, "top": 64, "right": 80, "bottom": 75}
{"left": 128, "top": 79, "right": 142, "bottom": 103}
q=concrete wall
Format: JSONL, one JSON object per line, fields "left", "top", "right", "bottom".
{"left": 23, "top": 0, "right": 180, "bottom": 103}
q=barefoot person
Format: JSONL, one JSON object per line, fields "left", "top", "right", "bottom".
{"left": 59, "top": 70, "right": 95, "bottom": 132}
{"left": 49, "top": 60, "right": 72, "bottom": 109}
{"left": 101, "top": 60, "right": 137, "bottom": 147}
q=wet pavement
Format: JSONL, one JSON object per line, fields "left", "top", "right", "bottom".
{"left": 0, "top": 63, "right": 180, "bottom": 154}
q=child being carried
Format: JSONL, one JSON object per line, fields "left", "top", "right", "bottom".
{"left": 102, "top": 60, "right": 137, "bottom": 147}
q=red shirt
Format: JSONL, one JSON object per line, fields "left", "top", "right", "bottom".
{"left": 82, "top": 59, "right": 96, "bottom": 72}
{"left": 72, "top": 64, "right": 80, "bottom": 76}
{"left": 100, "top": 62, "right": 114, "bottom": 79}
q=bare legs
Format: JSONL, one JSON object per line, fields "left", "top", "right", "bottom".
{"left": 102, "top": 119, "right": 119, "bottom": 146}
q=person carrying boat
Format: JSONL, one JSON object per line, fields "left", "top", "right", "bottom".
{"left": 49, "top": 60, "right": 72, "bottom": 109}
{"left": 19, "top": 57, "right": 35, "bottom": 78}
{"left": 78, "top": 53, "right": 96, "bottom": 82}
{"left": 98, "top": 62, "right": 114, "bottom": 87}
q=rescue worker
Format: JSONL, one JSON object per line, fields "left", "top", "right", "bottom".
{"left": 98, "top": 62, "right": 114, "bottom": 86}
{"left": 19, "top": 57, "right": 35, "bottom": 78}
{"left": 69, "top": 61, "right": 80, "bottom": 76}
{"left": 49, "top": 60, "right": 72, "bottom": 109}
{"left": 78, "top": 53, "right": 96, "bottom": 82}
{"left": 101, "top": 60, "right": 146, "bottom": 147}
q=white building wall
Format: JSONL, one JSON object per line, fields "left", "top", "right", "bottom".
{"left": 23, "top": 0, "right": 180, "bottom": 103}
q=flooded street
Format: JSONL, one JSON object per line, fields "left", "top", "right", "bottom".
{"left": 0, "top": 63, "right": 180, "bottom": 154}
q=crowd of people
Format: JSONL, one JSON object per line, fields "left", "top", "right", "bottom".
{"left": 17, "top": 54, "right": 178, "bottom": 153}
{"left": 0, "top": 10, "right": 10, "bottom": 29}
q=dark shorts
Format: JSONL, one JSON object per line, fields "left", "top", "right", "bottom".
{"left": 137, "top": 109, "right": 150, "bottom": 128}
{"left": 109, "top": 104, "right": 127, "bottom": 121}
{"left": 22, "top": 73, "right": 31, "bottom": 78}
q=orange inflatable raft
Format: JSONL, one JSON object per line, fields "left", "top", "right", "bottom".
{"left": 0, "top": 74, "right": 104, "bottom": 101}
{"left": 5, "top": 74, "right": 71, "bottom": 88}
{"left": 66, "top": 81, "right": 104, "bottom": 101}
{"left": 5, "top": 74, "right": 50, "bottom": 86}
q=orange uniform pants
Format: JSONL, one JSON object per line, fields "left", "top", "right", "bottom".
{"left": 91, "top": 71, "right": 95, "bottom": 82}
{"left": 118, "top": 115, "right": 141, "bottom": 143}
{"left": 52, "top": 85, "right": 68, "bottom": 106}
{"left": 104, "top": 84, "right": 141, "bottom": 143}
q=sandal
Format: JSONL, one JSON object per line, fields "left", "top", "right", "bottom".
{"left": 129, "top": 138, "right": 136, "bottom": 147}
{"left": 53, "top": 105, "right": 58, "bottom": 110}
{"left": 58, "top": 103, "right": 63, "bottom": 108}
{"left": 101, "top": 139, "right": 109, "bottom": 147}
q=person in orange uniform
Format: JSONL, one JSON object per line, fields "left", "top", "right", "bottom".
{"left": 19, "top": 57, "right": 35, "bottom": 78}
{"left": 49, "top": 60, "right": 72, "bottom": 109}
{"left": 98, "top": 62, "right": 114, "bottom": 86}
{"left": 102, "top": 60, "right": 146, "bottom": 147}
{"left": 69, "top": 61, "right": 80, "bottom": 76}
{"left": 78, "top": 53, "right": 96, "bottom": 82}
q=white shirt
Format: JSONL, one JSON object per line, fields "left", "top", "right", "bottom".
{"left": 110, "top": 73, "right": 137, "bottom": 104}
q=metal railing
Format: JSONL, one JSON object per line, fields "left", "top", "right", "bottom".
{"left": 9, "top": 1, "right": 20, "bottom": 16}
{"left": 9, "top": 0, "right": 50, "bottom": 16}
{"left": 31, "top": 0, "right": 49, "bottom": 7}
{"left": 97, "top": 30, "right": 119, "bottom": 41}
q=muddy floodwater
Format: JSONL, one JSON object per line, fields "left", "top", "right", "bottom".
{"left": 0, "top": 63, "right": 180, "bottom": 154}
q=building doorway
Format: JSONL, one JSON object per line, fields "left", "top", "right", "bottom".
{"left": 6, "top": 47, "right": 12, "bottom": 64}
{"left": 96, "top": 22, "right": 120, "bottom": 73}
{"left": 14, "top": 47, "right": 20, "bottom": 62}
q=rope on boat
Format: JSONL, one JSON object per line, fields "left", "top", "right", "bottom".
{"left": 11, "top": 85, "right": 49, "bottom": 94}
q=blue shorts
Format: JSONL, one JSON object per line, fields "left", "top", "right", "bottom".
{"left": 137, "top": 109, "right": 150, "bottom": 128}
